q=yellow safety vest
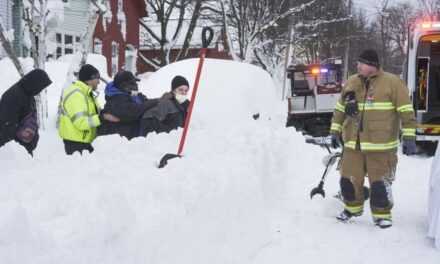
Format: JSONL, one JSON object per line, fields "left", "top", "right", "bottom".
{"left": 58, "top": 81, "right": 101, "bottom": 143}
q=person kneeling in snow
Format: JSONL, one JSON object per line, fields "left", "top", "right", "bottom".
{"left": 139, "top": 75, "right": 190, "bottom": 136}
{"left": 0, "top": 69, "right": 52, "bottom": 155}
{"left": 98, "top": 71, "right": 159, "bottom": 139}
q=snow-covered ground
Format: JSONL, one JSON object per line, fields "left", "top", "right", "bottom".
{"left": 0, "top": 56, "right": 439, "bottom": 263}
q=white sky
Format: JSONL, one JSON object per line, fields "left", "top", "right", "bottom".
{"left": 354, "top": 0, "right": 420, "bottom": 13}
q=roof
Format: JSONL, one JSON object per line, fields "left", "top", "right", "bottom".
{"left": 139, "top": 18, "right": 223, "bottom": 50}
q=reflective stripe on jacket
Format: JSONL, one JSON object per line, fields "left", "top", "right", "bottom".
{"left": 330, "top": 70, "right": 416, "bottom": 152}
{"left": 58, "top": 81, "right": 101, "bottom": 143}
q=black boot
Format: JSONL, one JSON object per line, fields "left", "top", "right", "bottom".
{"left": 336, "top": 209, "right": 363, "bottom": 222}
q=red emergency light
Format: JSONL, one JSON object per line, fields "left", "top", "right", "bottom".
{"left": 311, "top": 68, "right": 320, "bottom": 75}
{"left": 310, "top": 68, "right": 329, "bottom": 75}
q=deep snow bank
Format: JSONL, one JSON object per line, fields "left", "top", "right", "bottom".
{"left": 0, "top": 57, "right": 438, "bottom": 263}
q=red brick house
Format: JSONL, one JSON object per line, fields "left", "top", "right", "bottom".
{"left": 93, "top": 0, "right": 147, "bottom": 75}
{"left": 55, "top": 0, "right": 147, "bottom": 76}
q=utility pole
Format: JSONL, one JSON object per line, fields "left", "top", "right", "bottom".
{"left": 343, "top": 0, "right": 352, "bottom": 81}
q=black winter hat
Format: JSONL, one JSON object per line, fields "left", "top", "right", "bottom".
{"left": 171, "top": 75, "right": 189, "bottom": 91}
{"left": 358, "top": 49, "right": 380, "bottom": 68}
{"left": 114, "top": 71, "right": 140, "bottom": 88}
{"left": 78, "top": 64, "right": 100, "bottom": 82}
{"left": 19, "top": 69, "right": 52, "bottom": 96}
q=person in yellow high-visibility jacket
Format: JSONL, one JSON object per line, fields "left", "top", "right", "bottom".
{"left": 329, "top": 49, "right": 417, "bottom": 229}
{"left": 58, "top": 64, "right": 119, "bottom": 155}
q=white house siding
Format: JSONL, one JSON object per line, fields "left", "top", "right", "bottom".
{"left": 61, "top": 0, "right": 90, "bottom": 34}
{"left": 0, "top": 0, "right": 12, "bottom": 29}
{"left": 0, "top": 0, "right": 13, "bottom": 58}
{"left": 55, "top": 0, "right": 90, "bottom": 57}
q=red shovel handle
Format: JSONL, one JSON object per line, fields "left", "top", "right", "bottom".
{"left": 158, "top": 27, "right": 214, "bottom": 168}
{"left": 176, "top": 27, "right": 214, "bottom": 155}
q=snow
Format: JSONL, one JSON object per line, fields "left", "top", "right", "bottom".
{"left": 429, "top": 146, "right": 440, "bottom": 249}
{"left": 0, "top": 56, "right": 439, "bottom": 263}
{"left": 140, "top": 19, "right": 222, "bottom": 50}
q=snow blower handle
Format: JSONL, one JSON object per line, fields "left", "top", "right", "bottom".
{"left": 305, "top": 136, "right": 334, "bottom": 153}
{"left": 202, "top": 27, "right": 214, "bottom": 48}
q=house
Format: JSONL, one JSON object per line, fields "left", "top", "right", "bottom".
{"left": 0, "top": 0, "right": 13, "bottom": 32}
{"left": 0, "top": 0, "right": 24, "bottom": 58}
{"left": 138, "top": 19, "right": 231, "bottom": 73}
{"left": 56, "top": 0, "right": 147, "bottom": 76}
{"left": 94, "top": 0, "right": 147, "bottom": 75}
{"left": 0, "top": 0, "right": 13, "bottom": 58}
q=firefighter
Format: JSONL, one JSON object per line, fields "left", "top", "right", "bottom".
{"left": 329, "top": 49, "right": 417, "bottom": 228}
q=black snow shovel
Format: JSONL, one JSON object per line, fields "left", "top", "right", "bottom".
{"left": 158, "top": 27, "right": 214, "bottom": 169}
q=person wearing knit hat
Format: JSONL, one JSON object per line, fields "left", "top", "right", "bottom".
{"left": 328, "top": 48, "right": 417, "bottom": 229}
{"left": 358, "top": 49, "right": 380, "bottom": 68}
{"left": 78, "top": 64, "right": 101, "bottom": 90}
{"left": 58, "top": 64, "right": 119, "bottom": 155}
{"left": 170, "top": 75, "right": 190, "bottom": 104}
{"left": 138, "top": 75, "right": 191, "bottom": 136}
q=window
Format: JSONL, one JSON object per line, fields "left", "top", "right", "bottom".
{"left": 55, "top": 33, "right": 81, "bottom": 58}
{"left": 118, "top": 0, "right": 123, "bottom": 11}
{"left": 111, "top": 42, "right": 119, "bottom": 76}
{"left": 94, "top": 38, "right": 102, "bottom": 54}
{"left": 56, "top": 47, "right": 62, "bottom": 58}
{"left": 112, "top": 42, "right": 119, "bottom": 57}
{"left": 124, "top": 45, "right": 137, "bottom": 73}
{"left": 56, "top": 33, "right": 62, "bottom": 44}
{"left": 65, "top": 35, "right": 73, "bottom": 45}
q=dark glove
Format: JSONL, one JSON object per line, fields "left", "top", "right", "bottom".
{"left": 344, "top": 91, "right": 358, "bottom": 117}
{"left": 330, "top": 133, "right": 343, "bottom": 149}
{"left": 402, "top": 139, "right": 417, "bottom": 156}
{"left": 15, "top": 132, "right": 39, "bottom": 156}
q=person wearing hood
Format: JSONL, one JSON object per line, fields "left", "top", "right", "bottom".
{"left": 98, "top": 71, "right": 159, "bottom": 139}
{"left": 140, "top": 75, "right": 190, "bottom": 136}
{"left": 0, "top": 69, "right": 52, "bottom": 155}
{"left": 58, "top": 64, "right": 119, "bottom": 155}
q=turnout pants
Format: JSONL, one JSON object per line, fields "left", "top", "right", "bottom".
{"left": 339, "top": 148, "right": 397, "bottom": 220}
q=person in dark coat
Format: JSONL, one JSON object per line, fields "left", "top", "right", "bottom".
{"left": 0, "top": 69, "right": 52, "bottom": 155}
{"left": 140, "top": 75, "right": 190, "bottom": 136}
{"left": 98, "top": 71, "right": 159, "bottom": 139}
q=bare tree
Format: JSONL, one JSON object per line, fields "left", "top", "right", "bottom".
{"left": 417, "top": 0, "right": 440, "bottom": 18}
{"left": 293, "top": 0, "right": 352, "bottom": 63}
{"left": 368, "top": 0, "right": 416, "bottom": 73}
{"left": 219, "top": 0, "right": 320, "bottom": 63}
{"left": 139, "top": 0, "right": 208, "bottom": 70}
{"left": 0, "top": 18, "right": 25, "bottom": 76}
{"left": 22, "top": 0, "right": 50, "bottom": 128}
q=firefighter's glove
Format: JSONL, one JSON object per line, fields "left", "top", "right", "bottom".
{"left": 402, "top": 139, "right": 417, "bottom": 156}
{"left": 330, "top": 133, "right": 343, "bottom": 149}
{"left": 344, "top": 91, "right": 358, "bottom": 117}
